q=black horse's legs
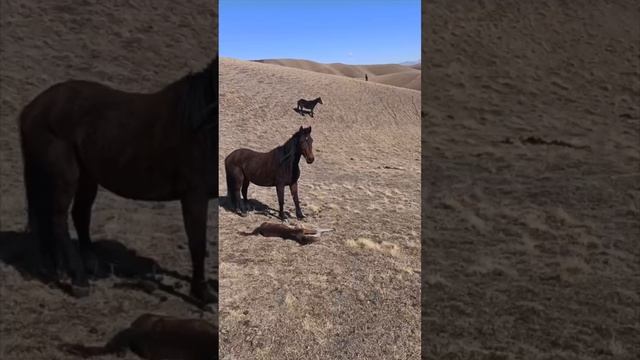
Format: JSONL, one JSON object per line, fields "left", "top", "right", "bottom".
{"left": 181, "top": 191, "right": 215, "bottom": 304}
{"left": 71, "top": 174, "right": 99, "bottom": 275}
{"left": 290, "top": 182, "right": 305, "bottom": 219}
{"left": 276, "top": 184, "right": 286, "bottom": 220}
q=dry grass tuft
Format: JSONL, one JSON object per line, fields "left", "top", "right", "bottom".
{"left": 346, "top": 238, "right": 400, "bottom": 257}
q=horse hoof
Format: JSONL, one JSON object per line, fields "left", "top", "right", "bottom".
{"left": 71, "top": 284, "right": 90, "bottom": 298}
{"left": 239, "top": 212, "right": 248, "bottom": 217}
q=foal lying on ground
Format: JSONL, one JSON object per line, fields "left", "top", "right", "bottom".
{"left": 239, "top": 222, "right": 334, "bottom": 245}
{"left": 59, "top": 313, "right": 218, "bottom": 360}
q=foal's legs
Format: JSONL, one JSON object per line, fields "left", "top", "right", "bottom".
{"left": 290, "top": 182, "right": 305, "bottom": 219}
{"left": 71, "top": 173, "right": 99, "bottom": 275}
{"left": 276, "top": 184, "right": 286, "bottom": 221}
{"left": 181, "top": 190, "right": 215, "bottom": 304}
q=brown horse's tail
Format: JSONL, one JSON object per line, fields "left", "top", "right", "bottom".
{"left": 225, "top": 170, "right": 234, "bottom": 198}
{"left": 225, "top": 159, "right": 239, "bottom": 203}
{"left": 18, "top": 105, "right": 45, "bottom": 236}
{"left": 238, "top": 229, "right": 258, "bottom": 236}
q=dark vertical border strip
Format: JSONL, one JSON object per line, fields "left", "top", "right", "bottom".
{"left": 422, "top": 1, "right": 639, "bottom": 358}
{"left": 213, "top": 0, "right": 220, "bottom": 353}
{"left": 420, "top": 1, "right": 427, "bottom": 359}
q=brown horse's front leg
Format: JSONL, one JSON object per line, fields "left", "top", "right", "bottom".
{"left": 181, "top": 192, "right": 215, "bottom": 304}
{"left": 290, "top": 182, "right": 305, "bottom": 219}
{"left": 276, "top": 184, "right": 286, "bottom": 220}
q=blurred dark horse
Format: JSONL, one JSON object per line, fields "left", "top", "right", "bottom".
{"left": 19, "top": 57, "right": 219, "bottom": 303}
{"left": 296, "top": 97, "right": 323, "bottom": 117}
{"left": 59, "top": 313, "right": 218, "bottom": 359}
{"left": 225, "top": 126, "right": 314, "bottom": 221}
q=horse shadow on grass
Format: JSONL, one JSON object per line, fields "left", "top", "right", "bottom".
{"left": 218, "top": 196, "right": 293, "bottom": 220}
{"left": 293, "top": 108, "right": 314, "bottom": 117}
{"left": 0, "top": 231, "right": 217, "bottom": 309}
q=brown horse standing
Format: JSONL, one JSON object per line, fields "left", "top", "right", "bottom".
{"left": 19, "top": 57, "right": 218, "bottom": 303}
{"left": 225, "top": 126, "right": 314, "bottom": 220}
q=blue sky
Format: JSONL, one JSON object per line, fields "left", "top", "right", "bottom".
{"left": 219, "top": 0, "right": 420, "bottom": 65}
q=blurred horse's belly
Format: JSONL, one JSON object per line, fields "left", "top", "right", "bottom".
{"left": 88, "top": 160, "right": 190, "bottom": 201}
{"left": 251, "top": 179, "right": 275, "bottom": 187}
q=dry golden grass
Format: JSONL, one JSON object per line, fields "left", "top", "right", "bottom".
{"left": 219, "top": 58, "right": 420, "bottom": 359}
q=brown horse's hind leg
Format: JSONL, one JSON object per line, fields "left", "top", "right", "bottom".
{"left": 23, "top": 158, "right": 60, "bottom": 280}
{"left": 228, "top": 166, "right": 246, "bottom": 216}
{"left": 72, "top": 174, "right": 99, "bottom": 275}
{"left": 46, "top": 141, "right": 90, "bottom": 296}
{"left": 241, "top": 179, "right": 250, "bottom": 211}
{"left": 225, "top": 163, "right": 246, "bottom": 216}
{"left": 181, "top": 191, "right": 216, "bottom": 304}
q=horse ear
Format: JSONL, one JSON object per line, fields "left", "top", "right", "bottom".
{"left": 299, "top": 126, "right": 303, "bottom": 133}
{"left": 307, "top": 126, "right": 312, "bottom": 133}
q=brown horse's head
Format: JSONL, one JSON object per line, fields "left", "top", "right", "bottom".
{"left": 316, "top": 97, "right": 323, "bottom": 105}
{"left": 298, "top": 126, "right": 314, "bottom": 164}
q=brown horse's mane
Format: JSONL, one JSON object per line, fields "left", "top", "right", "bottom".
{"left": 176, "top": 57, "right": 219, "bottom": 198}
{"left": 278, "top": 130, "right": 301, "bottom": 167}
{"left": 179, "top": 57, "right": 218, "bottom": 131}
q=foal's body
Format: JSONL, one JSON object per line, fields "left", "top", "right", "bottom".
{"left": 60, "top": 313, "right": 218, "bottom": 360}
{"left": 296, "top": 97, "right": 322, "bottom": 116}
{"left": 239, "top": 222, "right": 333, "bottom": 245}
{"left": 225, "top": 127, "right": 314, "bottom": 220}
